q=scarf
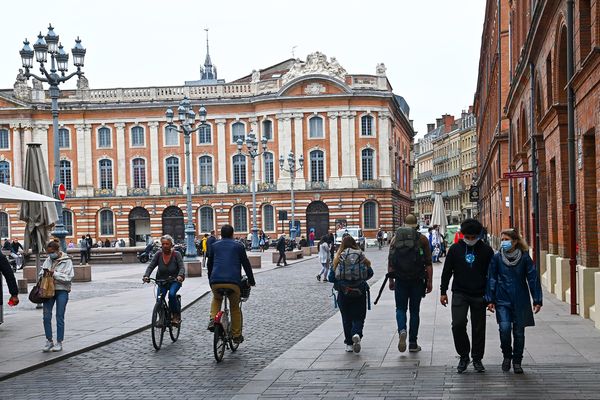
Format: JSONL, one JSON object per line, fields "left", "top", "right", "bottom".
{"left": 501, "top": 247, "right": 522, "bottom": 267}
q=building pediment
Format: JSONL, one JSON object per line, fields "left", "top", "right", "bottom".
{"left": 0, "top": 93, "right": 30, "bottom": 109}
{"left": 278, "top": 77, "right": 352, "bottom": 97}
{"left": 281, "top": 52, "right": 347, "bottom": 84}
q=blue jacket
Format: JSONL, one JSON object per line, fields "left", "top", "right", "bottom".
{"left": 485, "top": 252, "right": 543, "bottom": 327}
{"left": 207, "top": 238, "right": 255, "bottom": 286}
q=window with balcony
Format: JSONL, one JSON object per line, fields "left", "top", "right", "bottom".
{"left": 199, "top": 155, "right": 213, "bottom": 186}
{"left": 310, "top": 150, "right": 324, "bottom": 182}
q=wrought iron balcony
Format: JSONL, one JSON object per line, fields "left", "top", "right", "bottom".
{"left": 415, "top": 190, "right": 434, "bottom": 200}
{"left": 128, "top": 187, "right": 149, "bottom": 196}
{"left": 306, "top": 181, "right": 328, "bottom": 190}
{"left": 195, "top": 185, "right": 216, "bottom": 194}
{"left": 433, "top": 154, "right": 449, "bottom": 165}
{"left": 94, "top": 188, "right": 115, "bottom": 197}
{"left": 358, "top": 179, "right": 382, "bottom": 189}
{"left": 432, "top": 172, "right": 448, "bottom": 182}
{"left": 257, "top": 182, "right": 276, "bottom": 192}
{"left": 161, "top": 186, "right": 183, "bottom": 195}
{"left": 228, "top": 184, "right": 249, "bottom": 193}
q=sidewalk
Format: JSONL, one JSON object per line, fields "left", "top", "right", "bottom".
{"left": 0, "top": 250, "right": 316, "bottom": 379}
{"left": 234, "top": 261, "right": 600, "bottom": 398}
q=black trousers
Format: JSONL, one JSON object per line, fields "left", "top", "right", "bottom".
{"left": 277, "top": 250, "right": 287, "bottom": 265}
{"left": 451, "top": 292, "right": 486, "bottom": 361}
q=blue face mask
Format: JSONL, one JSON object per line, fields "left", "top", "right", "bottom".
{"left": 49, "top": 252, "right": 59, "bottom": 260}
{"left": 501, "top": 240, "right": 513, "bottom": 251}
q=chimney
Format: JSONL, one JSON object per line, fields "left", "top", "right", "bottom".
{"left": 427, "top": 123, "right": 435, "bottom": 133}
{"left": 442, "top": 114, "right": 455, "bottom": 133}
{"left": 436, "top": 118, "right": 443, "bottom": 128}
{"left": 468, "top": 105, "right": 473, "bottom": 114}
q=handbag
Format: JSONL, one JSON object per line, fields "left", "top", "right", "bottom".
{"left": 28, "top": 279, "right": 44, "bottom": 304}
{"left": 40, "top": 270, "right": 55, "bottom": 298}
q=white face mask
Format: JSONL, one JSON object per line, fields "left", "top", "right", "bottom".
{"left": 463, "top": 238, "right": 479, "bottom": 247}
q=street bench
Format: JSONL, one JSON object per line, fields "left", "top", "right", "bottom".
{"left": 271, "top": 249, "right": 303, "bottom": 263}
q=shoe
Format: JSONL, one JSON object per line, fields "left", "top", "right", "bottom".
{"left": 171, "top": 314, "right": 181, "bottom": 325}
{"left": 316, "top": 274, "right": 321, "bottom": 281}
{"left": 51, "top": 342, "right": 63, "bottom": 352}
{"left": 409, "top": 342, "right": 422, "bottom": 352}
{"left": 42, "top": 340, "right": 54, "bottom": 352}
{"left": 232, "top": 335, "right": 244, "bottom": 344}
{"left": 472, "top": 360, "right": 485, "bottom": 372}
{"left": 345, "top": 345, "right": 353, "bottom": 352}
{"left": 398, "top": 330, "right": 407, "bottom": 352}
{"left": 502, "top": 358, "right": 511, "bottom": 372}
{"left": 207, "top": 319, "right": 215, "bottom": 332}
{"left": 323, "top": 278, "right": 328, "bottom": 282}
{"left": 513, "top": 363, "right": 524, "bottom": 374}
{"left": 276, "top": 264, "right": 281, "bottom": 267}
{"left": 457, "top": 356, "right": 470, "bottom": 373}
{"left": 352, "top": 334, "right": 361, "bottom": 353}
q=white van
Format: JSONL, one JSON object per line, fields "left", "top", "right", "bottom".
{"left": 335, "top": 227, "right": 366, "bottom": 251}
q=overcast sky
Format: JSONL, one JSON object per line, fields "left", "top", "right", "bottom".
{"left": 1, "top": 0, "right": 485, "bottom": 137}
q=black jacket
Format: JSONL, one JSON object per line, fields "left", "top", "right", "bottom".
{"left": 1, "top": 254, "right": 18, "bottom": 303}
{"left": 276, "top": 237, "right": 286, "bottom": 252}
{"left": 440, "top": 240, "right": 494, "bottom": 297}
{"left": 10, "top": 241, "right": 23, "bottom": 253}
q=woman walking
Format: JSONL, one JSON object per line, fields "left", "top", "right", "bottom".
{"left": 329, "top": 235, "right": 373, "bottom": 353}
{"left": 41, "top": 240, "right": 74, "bottom": 352}
{"left": 316, "top": 236, "right": 330, "bottom": 282}
{"left": 485, "top": 228, "right": 542, "bottom": 374}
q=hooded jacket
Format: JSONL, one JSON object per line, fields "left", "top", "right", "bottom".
{"left": 39, "top": 252, "right": 74, "bottom": 292}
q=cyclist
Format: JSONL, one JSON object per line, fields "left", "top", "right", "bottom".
{"left": 207, "top": 224, "right": 256, "bottom": 344}
{"left": 143, "top": 234, "right": 185, "bottom": 325}
{"left": 377, "top": 228, "right": 384, "bottom": 249}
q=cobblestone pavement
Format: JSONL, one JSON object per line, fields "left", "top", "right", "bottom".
{"left": 0, "top": 249, "right": 388, "bottom": 399}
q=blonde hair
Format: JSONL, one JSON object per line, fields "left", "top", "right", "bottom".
{"left": 501, "top": 228, "right": 529, "bottom": 252}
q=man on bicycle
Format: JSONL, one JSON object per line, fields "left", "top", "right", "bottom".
{"left": 207, "top": 224, "right": 255, "bottom": 344}
{"left": 143, "top": 235, "right": 185, "bottom": 324}
{"left": 377, "top": 228, "right": 384, "bottom": 249}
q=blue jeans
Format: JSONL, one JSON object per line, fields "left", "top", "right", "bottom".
{"left": 394, "top": 279, "right": 424, "bottom": 343}
{"left": 498, "top": 310, "right": 526, "bottom": 363}
{"left": 337, "top": 291, "right": 367, "bottom": 345}
{"left": 43, "top": 290, "right": 69, "bottom": 342}
{"left": 158, "top": 281, "right": 182, "bottom": 314}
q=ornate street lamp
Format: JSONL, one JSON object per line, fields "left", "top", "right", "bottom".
{"left": 18, "top": 24, "right": 86, "bottom": 251}
{"left": 279, "top": 151, "right": 304, "bottom": 241}
{"left": 165, "top": 97, "right": 207, "bottom": 262}
{"left": 237, "top": 131, "right": 269, "bottom": 251}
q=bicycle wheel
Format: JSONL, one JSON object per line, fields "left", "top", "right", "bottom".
{"left": 151, "top": 302, "right": 165, "bottom": 350}
{"left": 213, "top": 325, "right": 226, "bottom": 362}
{"left": 169, "top": 317, "right": 181, "bottom": 342}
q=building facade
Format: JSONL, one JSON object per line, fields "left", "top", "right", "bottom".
{"left": 0, "top": 51, "right": 414, "bottom": 244}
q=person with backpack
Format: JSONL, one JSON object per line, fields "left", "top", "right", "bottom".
{"left": 328, "top": 235, "right": 373, "bottom": 353}
{"left": 440, "top": 218, "right": 494, "bottom": 374}
{"left": 387, "top": 214, "right": 432, "bottom": 353}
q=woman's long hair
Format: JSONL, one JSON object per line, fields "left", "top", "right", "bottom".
{"left": 501, "top": 228, "right": 529, "bottom": 252}
{"left": 335, "top": 235, "right": 359, "bottom": 258}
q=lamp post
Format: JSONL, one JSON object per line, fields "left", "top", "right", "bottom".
{"left": 279, "top": 151, "right": 304, "bottom": 241}
{"left": 237, "top": 131, "right": 268, "bottom": 251}
{"left": 19, "top": 24, "right": 86, "bottom": 252}
{"left": 165, "top": 97, "right": 207, "bottom": 262}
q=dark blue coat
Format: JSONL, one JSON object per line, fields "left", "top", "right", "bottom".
{"left": 485, "top": 252, "right": 543, "bottom": 327}
{"left": 207, "top": 238, "right": 255, "bottom": 286}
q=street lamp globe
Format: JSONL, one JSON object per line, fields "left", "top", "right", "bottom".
{"left": 56, "top": 44, "right": 69, "bottom": 73}
{"left": 45, "top": 24, "right": 59, "bottom": 54}
{"left": 279, "top": 154, "right": 285, "bottom": 170}
{"left": 177, "top": 105, "right": 186, "bottom": 122}
{"left": 186, "top": 109, "right": 196, "bottom": 126}
{"left": 298, "top": 154, "right": 304, "bottom": 169}
{"left": 71, "top": 37, "right": 86, "bottom": 67}
{"left": 165, "top": 108, "right": 174, "bottom": 124}
{"left": 236, "top": 138, "right": 244, "bottom": 152}
{"left": 20, "top": 39, "right": 34, "bottom": 69}
{"left": 33, "top": 33, "right": 48, "bottom": 63}
{"left": 198, "top": 105, "right": 207, "bottom": 123}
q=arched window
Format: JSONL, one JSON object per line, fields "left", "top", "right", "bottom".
{"left": 0, "top": 211, "right": 8, "bottom": 238}
{"left": 232, "top": 122, "right": 245, "bottom": 143}
{"left": 361, "top": 115, "right": 373, "bottom": 136}
{"left": 199, "top": 206, "right": 214, "bottom": 233}
{"left": 58, "top": 128, "right": 70, "bottom": 148}
{"left": 262, "top": 120, "right": 273, "bottom": 140}
{"left": 99, "top": 159, "right": 113, "bottom": 189}
{"left": 309, "top": 150, "right": 324, "bottom": 182}
{"left": 309, "top": 116, "right": 324, "bottom": 138}
{"left": 166, "top": 157, "right": 180, "bottom": 188}
{"left": 62, "top": 209, "right": 73, "bottom": 236}
{"left": 363, "top": 201, "right": 377, "bottom": 229}
{"left": 263, "top": 152, "right": 274, "bottom": 184}
{"left": 60, "top": 160, "right": 72, "bottom": 190}
{"left": 100, "top": 209, "right": 114, "bottom": 236}
{"left": 165, "top": 126, "right": 179, "bottom": 146}
{"left": 0, "top": 161, "right": 11, "bottom": 185}
{"left": 361, "top": 148, "right": 374, "bottom": 180}
{"left": 0, "top": 129, "right": 9, "bottom": 149}
{"left": 132, "top": 158, "right": 146, "bottom": 189}
{"left": 233, "top": 205, "right": 248, "bottom": 232}
{"left": 131, "top": 126, "right": 145, "bottom": 147}
{"left": 199, "top": 155, "right": 213, "bottom": 186}
{"left": 98, "top": 127, "right": 111, "bottom": 148}
{"left": 198, "top": 124, "right": 211, "bottom": 144}
{"left": 233, "top": 154, "right": 247, "bottom": 185}
{"left": 263, "top": 204, "right": 274, "bottom": 232}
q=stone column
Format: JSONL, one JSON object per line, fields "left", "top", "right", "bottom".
{"left": 327, "top": 112, "right": 340, "bottom": 188}
{"left": 339, "top": 111, "right": 358, "bottom": 188}
{"left": 34, "top": 123, "right": 49, "bottom": 169}
{"left": 115, "top": 122, "right": 127, "bottom": 196}
{"left": 75, "top": 124, "right": 87, "bottom": 196}
{"left": 215, "top": 119, "right": 228, "bottom": 193}
{"left": 378, "top": 112, "right": 392, "bottom": 187}
{"left": 148, "top": 122, "right": 160, "bottom": 195}
{"left": 292, "top": 113, "right": 306, "bottom": 188}
{"left": 83, "top": 124, "right": 94, "bottom": 196}
{"left": 9, "top": 124, "right": 22, "bottom": 187}
{"left": 22, "top": 124, "right": 33, "bottom": 173}
{"left": 276, "top": 113, "right": 292, "bottom": 190}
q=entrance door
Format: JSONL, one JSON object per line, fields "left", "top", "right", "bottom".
{"left": 162, "top": 206, "right": 185, "bottom": 243}
{"left": 128, "top": 207, "right": 151, "bottom": 246}
{"left": 306, "top": 201, "right": 330, "bottom": 239}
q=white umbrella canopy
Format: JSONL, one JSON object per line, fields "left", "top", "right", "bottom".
{"left": 431, "top": 192, "right": 448, "bottom": 236}
{"left": 0, "top": 182, "right": 59, "bottom": 203}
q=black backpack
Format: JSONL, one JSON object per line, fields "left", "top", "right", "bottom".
{"left": 388, "top": 227, "right": 425, "bottom": 281}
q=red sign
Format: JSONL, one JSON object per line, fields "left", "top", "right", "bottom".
{"left": 503, "top": 171, "right": 534, "bottom": 179}
{"left": 58, "top": 183, "right": 66, "bottom": 201}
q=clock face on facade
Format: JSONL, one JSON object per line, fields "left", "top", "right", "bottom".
{"left": 469, "top": 186, "right": 479, "bottom": 202}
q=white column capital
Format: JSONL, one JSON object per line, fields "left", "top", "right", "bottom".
{"left": 291, "top": 112, "right": 304, "bottom": 120}
{"left": 215, "top": 119, "right": 227, "bottom": 126}
{"left": 147, "top": 121, "right": 159, "bottom": 129}
{"left": 327, "top": 112, "right": 339, "bottom": 119}
{"left": 114, "top": 122, "right": 126, "bottom": 130}
{"left": 378, "top": 111, "right": 391, "bottom": 120}
{"left": 276, "top": 113, "right": 292, "bottom": 121}
{"left": 248, "top": 116, "right": 258, "bottom": 123}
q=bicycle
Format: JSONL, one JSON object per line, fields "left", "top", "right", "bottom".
{"left": 146, "top": 277, "right": 181, "bottom": 350}
{"left": 377, "top": 237, "right": 383, "bottom": 250}
{"left": 212, "top": 279, "right": 250, "bottom": 362}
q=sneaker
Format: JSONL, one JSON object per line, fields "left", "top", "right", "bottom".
{"left": 409, "top": 342, "right": 422, "bottom": 352}
{"left": 323, "top": 279, "right": 328, "bottom": 282}
{"left": 316, "top": 274, "right": 321, "bottom": 282}
{"left": 232, "top": 335, "right": 244, "bottom": 344}
{"left": 398, "top": 330, "right": 407, "bottom": 353}
{"left": 345, "top": 345, "right": 354, "bottom": 352}
{"left": 513, "top": 363, "right": 524, "bottom": 374}
{"left": 42, "top": 340, "right": 54, "bottom": 352}
{"left": 457, "top": 356, "right": 470, "bottom": 374}
{"left": 502, "top": 358, "right": 511, "bottom": 372}
{"left": 51, "top": 342, "right": 63, "bottom": 352}
{"left": 207, "top": 319, "right": 215, "bottom": 332}
{"left": 472, "top": 360, "right": 485, "bottom": 372}
{"left": 352, "top": 334, "right": 361, "bottom": 353}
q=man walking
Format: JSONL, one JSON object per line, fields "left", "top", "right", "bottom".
{"left": 388, "top": 214, "right": 432, "bottom": 353}
{"left": 440, "top": 218, "right": 494, "bottom": 373}
{"left": 276, "top": 234, "right": 287, "bottom": 266}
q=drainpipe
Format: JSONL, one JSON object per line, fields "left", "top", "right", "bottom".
{"left": 566, "top": 0, "right": 577, "bottom": 315}
{"left": 530, "top": 62, "right": 541, "bottom": 276}
{"left": 497, "top": 0, "right": 503, "bottom": 243}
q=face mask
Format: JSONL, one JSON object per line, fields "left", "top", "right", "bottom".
{"left": 463, "top": 238, "right": 479, "bottom": 247}
{"left": 501, "top": 240, "right": 513, "bottom": 251}
{"left": 49, "top": 252, "right": 59, "bottom": 260}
